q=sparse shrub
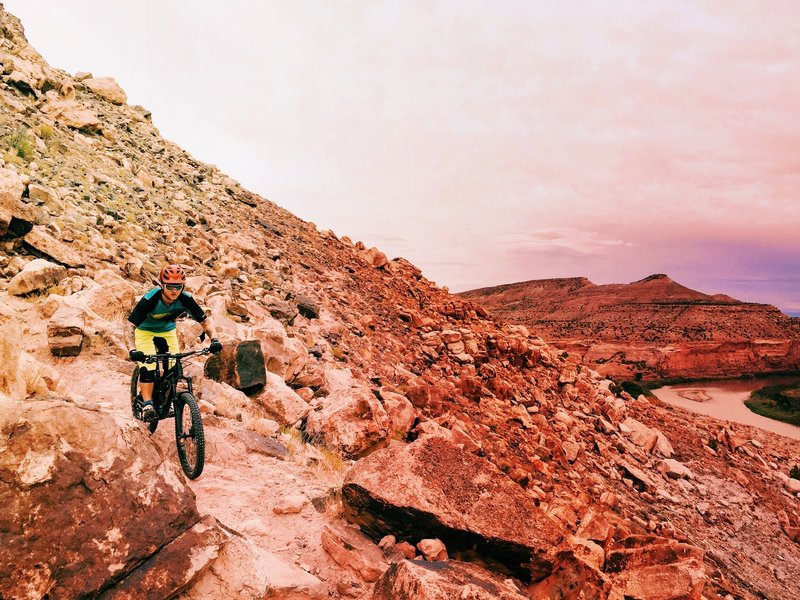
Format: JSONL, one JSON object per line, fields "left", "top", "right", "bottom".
{"left": 4, "top": 128, "right": 34, "bottom": 161}
{"left": 791, "top": 464, "right": 800, "bottom": 480}
{"left": 35, "top": 124, "right": 55, "bottom": 140}
{"left": 317, "top": 446, "right": 349, "bottom": 474}
{"left": 2, "top": 149, "right": 23, "bottom": 165}
{"left": 280, "top": 425, "right": 304, "bottom": 449}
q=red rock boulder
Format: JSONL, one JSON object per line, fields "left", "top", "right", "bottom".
{"left": 342, "top": 436, "right": 566, "bottom": 582}
{"left": 0, "top": 398, "right": 199, "bottom": 599}
{"left": 204, "top": 339, "right": 267, "bottom": 391}
{"left": 605, "top": 535, "right": 705, "bottom": 599}
{"left": 372, "top": 559, "right": 530, "bottom": 599}
{"left": 305, "top": 386, "right": 390, "bottom": 458}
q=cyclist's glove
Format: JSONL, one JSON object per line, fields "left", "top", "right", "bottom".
{"left": 129, "top": 349, "right": 145, "bottom": 362}
{"left": 209, "top": 338, "right": 223, "bottom": 353}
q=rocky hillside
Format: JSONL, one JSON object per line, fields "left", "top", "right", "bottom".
{"left": 1, "top": 7, "right": 799, "bottom": 599}
{"left": 461, "top": 274, "right": 800, "bottom": 380}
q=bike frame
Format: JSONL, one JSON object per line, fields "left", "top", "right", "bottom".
{"left": 134, "top": 346, "right": 211, "bottom": 479}
{"left": 140, "top": 348, "right": 208, "bottom": 417}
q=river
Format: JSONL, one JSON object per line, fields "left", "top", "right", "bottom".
{"left": 652, "top": 376, "right": 800, "bottom": 441}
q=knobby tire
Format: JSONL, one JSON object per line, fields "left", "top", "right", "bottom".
{"left": 175, "top": 392, "right": 205, "bottom": 479}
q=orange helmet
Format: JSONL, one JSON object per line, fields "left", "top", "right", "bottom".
{"left": 159, "top": 264, "right": 187, "bottom": 284}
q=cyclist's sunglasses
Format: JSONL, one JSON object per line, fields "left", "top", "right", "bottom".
{"left": 163, "top": 283, "right": 184, "bottom": 291}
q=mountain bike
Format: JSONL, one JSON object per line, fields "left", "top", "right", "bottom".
{"left": 131, "top": 338, "right": 210, "bottom": 479}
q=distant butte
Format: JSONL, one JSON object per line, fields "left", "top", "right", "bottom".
{"left": 460, "top": 274, "right": 800, "bottom": 380}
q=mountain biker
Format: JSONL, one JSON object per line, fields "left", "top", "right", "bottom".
{"left": 127, "top": 264, "right": 222, "bottom": 421}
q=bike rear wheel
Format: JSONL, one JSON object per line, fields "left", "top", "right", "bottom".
{"left": 174, "top": 392, "right": 205, "bottom": 479}
{"left": 130, "top": 366, "right": 158, "bottom": 433}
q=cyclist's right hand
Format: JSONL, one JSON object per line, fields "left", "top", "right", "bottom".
{"left": 129, "top": 349, "right": 145, "bottom": 362}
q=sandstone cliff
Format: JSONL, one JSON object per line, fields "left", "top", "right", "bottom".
{"left": 1, "top": 7, "right": 799, "bottom": 600}
{"left": 461, "top": 274, "right": 800, "bottom": 380}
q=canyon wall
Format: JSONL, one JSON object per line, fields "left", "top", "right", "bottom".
{"left": 461, "top": 274, "right": 800, "bottom": 380}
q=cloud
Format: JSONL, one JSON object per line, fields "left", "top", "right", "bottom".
{"left": 497, "top": 229, "right": 631, "bottom": 255}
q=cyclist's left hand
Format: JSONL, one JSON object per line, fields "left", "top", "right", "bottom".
{"left": 209, "top": 338, "right": 223, "bottom": 353}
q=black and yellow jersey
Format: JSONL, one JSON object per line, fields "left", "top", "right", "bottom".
{"left": 128, "top": 287, "right": 206, "bottom": 333}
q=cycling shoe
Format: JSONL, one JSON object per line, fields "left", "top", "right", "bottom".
{"left": 141, "top": 402, "right": 156, "bottom": 422}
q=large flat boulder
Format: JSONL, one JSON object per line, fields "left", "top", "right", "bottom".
{"left": 24, "top": 225, "right": 84, "bottom": 267}
{"left": 605, "top": 535, "right": 705, "bottom": 600}
{"left": 43, "top": 98, "right": 102, "bottom": 133}
{"left": 251, "top": 319, "right": 309, "bottom": 384}
{"left": 101, "top": 514, "right": 229, "bottom": 599}
{"left": 306, "top": 386, "right": 390, "bottom": 458}
{"left": 182, "top": 535, "right": 325, "bottom": 599}
{"left": 106, "top": 514, "right": 325, "bottom": 600}
{"left": 47, "top": 304, "right": 85, "bottom": 356}
{"left": 372, "top": 559, "right": 530, "bottom": 600}
{"left": 0, "top": 398, "right": 199, "bottom": 599}
{"left": 82, "top": 76, "right": 127, "bottom": 104}
{"left": 7, "top": 258, "right": 66, "bottom": 295}
{"left": 377, "top": 389, "right": 416, "bottom": 440}
{"left": 342, "top": 436, "right": 566, "bottom": 582}
{"left": 321, "top": 523, "right": 388, "bottom": 583}
{"left": 253, "top": 371, "right": 310, "bottom": 426}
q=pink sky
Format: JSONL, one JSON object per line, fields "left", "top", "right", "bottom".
{"left": 7, "top": 1, "right": 800, "bottom": 312}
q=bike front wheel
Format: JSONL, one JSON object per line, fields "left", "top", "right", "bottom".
{"left": 174, "top": 392, "right": 205, "bottom": 479}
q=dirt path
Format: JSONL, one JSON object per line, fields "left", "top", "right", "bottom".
{"left": 52, "top": 357, "right": 354, "bottom": 597}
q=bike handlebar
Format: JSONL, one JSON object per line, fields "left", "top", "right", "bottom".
{"left": 139, "top": 347, "right": 213, "bottom": 364}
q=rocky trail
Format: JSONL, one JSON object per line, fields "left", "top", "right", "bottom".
{"left": 8, "top": 292, "right": 353, "bottom": 597}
